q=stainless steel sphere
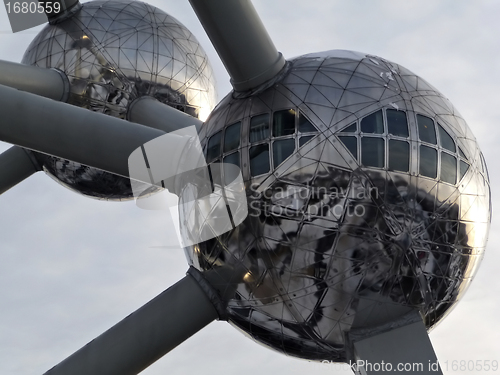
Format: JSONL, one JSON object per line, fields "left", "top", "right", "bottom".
{"left": 22, "top": 0, "right": 217, "bottom": 200}
{"left": 184, "top": 50, "right": 491, "bottom": 361}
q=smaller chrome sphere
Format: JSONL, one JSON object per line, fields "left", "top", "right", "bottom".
{"left": 22, "top": 0, "right": 217, "bottom": 200}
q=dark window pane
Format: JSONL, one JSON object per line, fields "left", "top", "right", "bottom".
{"left": 299, "top": 135, "right": 314, "bottom": 147}
{"left": 417, "top": 115, "right": 436, "bottom": 144}
{"left": 339, "top": 136, "right": 357, "bottom": 159}
{"left": 250, "top": 144, "right": 270, "bottom": 176}
{"left": 273, "top": 139, "right": 295, "bottom": 167}
{"left": 273, "top": 109, "right": 295, "bottom": 137}
{"left": 438, "top": 124, "right": 455, "bottom": 153}
{"left": 440, "top": 152, "right": 457, "bottom": 184}
{"left": 419, "top": 146, "right": 437, "bottom": 178}
{"left": 458, "top": 146, "right": 468, "bottom": 160}
{"left": 387, "top": 109, "right": 408, "bottom": 137}
{"left": 207, "top": 131, "right": 222, "bottom": 163}
{"left": 389, "top": 140, "right": 409, "bottom": 172}
{"left": 361, "top": 137, "right": 384, "bottom": 168}
{"left": 341, "top": 123, "right": 357, "bottom": 133}
{"left": 459, "top": 160, "right": 469, "bottom": 181}
{"left": 224, "top": 122, "right": 241, "bottom": 153}
{"left": 223, "top": 152, "right": 240, "bottom": 185}
{"left": 249, "top": 113, "right": 270, "bottom": 143}
{"left": 361, "top": 110, "right": 383, "bottom": 134}
{"left": 299, "top": 112, "right": 317, "bottom": 133}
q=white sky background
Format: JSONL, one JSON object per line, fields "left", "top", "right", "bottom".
{"left": 0, "top": 1, "right": 499, "bottom": 374}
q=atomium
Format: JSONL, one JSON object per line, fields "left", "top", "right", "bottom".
{"left": 183, "top": 50, "right": 491, "bottom": 361}
{"left": 0, "top": 0, "right": 493, "bottom": 372}
{"left": 21, "top": 0, "right": 217, "bottom": 200}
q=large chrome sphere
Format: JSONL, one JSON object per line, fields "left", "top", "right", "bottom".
{"left": 22, "top": 0, "right": 217, "bottom": 200}
{"left": 185, "top": 50, "right": 491, "bottom": 361}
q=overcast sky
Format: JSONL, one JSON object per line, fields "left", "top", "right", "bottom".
{"left": 0, "top": 1, "right": 499, "bottom": 374}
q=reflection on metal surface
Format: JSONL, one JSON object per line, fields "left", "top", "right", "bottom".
{"left": 128, "top": 126, "right": 248, "bottom": 247}
{"left": 186, "top": 50, "right": 491, "bottom": 362}
{"left": 21, "top": 0, "right": 217, "bottom": 200}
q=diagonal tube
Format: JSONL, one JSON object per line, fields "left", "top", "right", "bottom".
{"left": 43, "top": 270, "right": 218, "bottom": 375}
{"left": 0, "top": 83, "right": 164, "bottom": 180}
{"left": 45, "top": 0, "right": 82, "bottom": 24}
{"left": 0, "top": 146, "right": 40, "bottom": 195}
{"left": 127, "top": 96, "right": 203, "bottom": 133}
{"left": 0, "top": 60, "right": 202, "bottom": 132}
{"left": 43, "top": 266, "right": 244, "bottom": 375}
{"left": 0, "top": 60, "right": 69, "bottom": 102}
{"left": 189, "top": 0, "right": 286, "bottom": 92}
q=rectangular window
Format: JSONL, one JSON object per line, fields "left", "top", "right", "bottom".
{"left": 249, "top": 113, "right": 270, "bottom": 143}
{"left": 361, "top": 137, "right": 384, "bottom": 168}
{"left": 298, "top": 112, "right": 317, "bottom": 133}
{"left": 361, "top": 110, "right": 384, "bottom": 134}
{"left": 299, "top": 135, "right": 314, "bottom": 147}
{"left": 417, "top": 115, "right": 437, "bottom": 144}
{"left": 389, "top": 140, "right": 409, "bottom": 172}
{"left": 339, "top": 136, "right": 357, "bottom": 159}
{"left": 458, "top": 146, "right": 468, "bottom": 160}
{"left": 440, "top": 152, "right": 457, "bottom": 184}
{"left": 273, "top": 139, "right": 295, "bottom": 167}
{"left": 273, "top": 109, "right": 295, "bottom": 137}
{"left": 340, "top": 123, "right": 357, "bottom": 133}
{"left": 420, "top": 145, "right": 437, "bottom": 178}
{"left": 224, "top": 122, "right": 241, "bottom": 153}
{"left": 438, "top": 124, "right": 455, "bottom": 153}
{"left": 387, "top": 109, "right": 409, "bottom": 137}
{"left": 459, "top": 160, "right": 469, "bottom": 181}
{"left": 250, "top": 144, "right": 270, "bottom": 177}
{"left": 207, "top": 131, "right": 222, "bottom": 163}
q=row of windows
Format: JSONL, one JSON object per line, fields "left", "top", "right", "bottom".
{"left": 249, "top": 109, "right": 317, "bottom": 142}
{"left": 206, "top": 109, "right": 319, "bottom": 179}
{"left": 248, "top": 137, "right": 316, "bottom": 177}
{"left": 205, "top": 107, "right": 476, "bottom": 185}
{"left": 337, "top": 109, "right": 470, "bottom": 185}
{"left": 207, "top": 121, "right": 241, "bottom": 163}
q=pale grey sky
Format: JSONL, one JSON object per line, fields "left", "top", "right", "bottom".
{"left": 0, "top": 1, "right": 498, "bottom": 374}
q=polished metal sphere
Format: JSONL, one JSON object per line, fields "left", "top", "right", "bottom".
{"left": 184, "top": 50, "right": 491, "bottom": 361}
{"left": 22, "top": 0, "right": 217, "bottom": 200}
